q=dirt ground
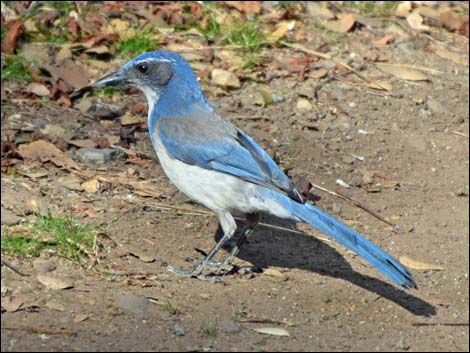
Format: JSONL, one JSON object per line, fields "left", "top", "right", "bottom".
{"left": 2, "top": 30, "right": 469, "bottom": 351}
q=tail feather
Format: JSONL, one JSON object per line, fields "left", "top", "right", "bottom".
{"left": 291, "top": 202, "right": 417, "bottom": 289}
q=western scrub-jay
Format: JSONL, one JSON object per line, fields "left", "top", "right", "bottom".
{"left": 92, "top": 50, "right": 416, "bottom": 289}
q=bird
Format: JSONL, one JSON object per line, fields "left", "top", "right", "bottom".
{"left": 91, "top": 50, "right": 416, "bottom": 289}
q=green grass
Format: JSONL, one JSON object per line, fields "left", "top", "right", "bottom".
{"left": 199, "top": 13, "right": 221, "bottom": 41}
{"left": 234, "top": 307, "right": 249, "bottom": 318}
{"left": 49, "top": 1, "right": 74, "bottom": 13}
{"left": 1, "top": 214, "right": 100, "bottom": 262}
{"left": 1, "top": 55, "right": 32, "bottom": 82}
{"left": 94, "top": 86, "right": 121, "bottom": 97}
{"left": 200, "top": 322, "right": 218, "bottom": 337}
{"left": 116, "top": 30, "right": 159, "bottom": 57}
{"left": 223, "top": 19, "right": 265, "bottom": 52}
{"left": 161, "top": 300, "right": 180, "bottom": 315}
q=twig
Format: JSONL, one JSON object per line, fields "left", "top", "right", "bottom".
{"left": 412, "top": 322, "right": 469, "bottom": 327}
{"left": 374, "top": 63, "right": 444, "bottom": 75}
{"left": 307, "top": 179, "right": 397, "bottom": 228}
{"left": 1, "top": 326, "right": 77, "bottom": 337}
{"left": 279, "top": 41, "right": 389, "bottom": 90}
{"left": 1, "top": 260, "right": 28, "bottom": 276}
{"left": 452, "top": 131, "right": 469, "bottom": 138}
{"left": 237, "top": 317, "right": 297, "bottom": 327}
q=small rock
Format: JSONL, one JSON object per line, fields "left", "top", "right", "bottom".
{"left": 75, "top": 148, "right": 127, "bottom": 164}
{"left": 32, "top": 259, "right": 56, "bottom": 273}
{"left": 174, "top": 323, "right": 186, "bottom": 336}
{"left": 342, "top": 155, "right": 355, "bottom": 165}
{"left": 88, "top": 101, "right": 124, "bottom": 119}
{"left": 1, "top": 207, "right": 21, "bottom": 225}
{"left": 332, "top": 203, "right": 343, "bottom": 215}
{"left": 426, "top": 97, "right": 445, "bottom": 115}
{"left": 211, "top": 69, "right": 240, "bottom": 88}
{"left": 115, "top": 295, "right": 149, "bottom": 317}
{"left": 323, "top": 59, "right": 336, "bottom": 70}
{"left": 221, "top": 321, "right": 242, "bottom": 334}
{"left": 272, "top": 93, "right": 285, "bottom": 104}
{"left": 296, "top": 98, "right": 313, "bottom": 111}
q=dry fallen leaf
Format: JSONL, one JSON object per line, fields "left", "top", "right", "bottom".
{"left": 2, "top": 19, "right": 23, "bottom": 53}
{"left": 58, "top": 174, "right": 84, "bottom": 191}
{"left": 37, "top": 275, "right": 74, "bottom": 290}
{"left": 434, "top": 47, "right": 469, "bottom": 66}
{"left": 1, "top": 295, "right": 26, "bottom": 312}
{"left": 73, "top": 314, "right": 89, "bottom": 323}
{"left": 395, "top": 1, "right": 412, "bottom": 17}
{"left": 126, "top": 180, "right": 165, "bottom": 197}
{"left": 28, "top": 83, "right": 50, "bottom": 97}
{"left": 121, "top": 114, "right": 147, "bottom": 126}
{"left": 81, "top": 179, "right": 100, "bottom": 193}
{"left": 373, "top": 34, "right": 395, "bottom": 47}
{"left": 224, "top": 1, "right": 261, "bottom": 14}
{"left": 127, "top": 249, "right": 156, "bottom": 263}
{"left": 18, "top": 140, "right": 79, "bottom": 170}
{"left": 253, "top": 327, "right": 290, "bottom": 337}
{"left": 325, "top": 13, "right": 355, "bottom": 33}
{"left": 266, "top": 20, "right": 296, "bottom": 43}
{"left": 406, "top": 11, "right": 431, "bottom": 32}
{"left": 263, "top": 268, "right": 285, "bottom": 277}
{"left": 399, "top": 256, "right": 445, "bottom": 271}
{"left": 376, "top": 63, "right": 428, "bottom": 81}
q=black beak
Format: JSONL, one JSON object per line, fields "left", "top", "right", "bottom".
{"left": 92, "top": 70, "right": 127, "bottom": 87}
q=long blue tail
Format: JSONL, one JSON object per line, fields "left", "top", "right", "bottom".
{"left": 290, "top": 201, "right": 417, "bottom": 289}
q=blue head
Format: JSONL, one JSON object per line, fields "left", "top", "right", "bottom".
{"left": 92, "top": 50, "right": 210, "bottom": 116}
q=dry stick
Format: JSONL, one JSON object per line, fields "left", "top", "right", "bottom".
{"left": 1, "top": 326, "right": 77, "bottom": 337}
{"left": 452, "top": 131, "right": 469, "bottom": 138}
{"left": 279, "top": 41, "right": 389, "bottom": 90}
{"left": 1, "top": 260, "right": 28, "bottom": 276}
{"left": 412, "top": 322, "right": 469, "bottom": 327}
{"left": 308, "top": 181, "right": 397, "bottom": 228}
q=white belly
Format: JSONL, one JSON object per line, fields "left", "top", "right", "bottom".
{"left": 150, "top": 130, "right": 293, "bottom": 219}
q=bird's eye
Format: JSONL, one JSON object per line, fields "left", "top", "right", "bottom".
{"left": 136, "top": 63, "right": 149, "bottom": 74}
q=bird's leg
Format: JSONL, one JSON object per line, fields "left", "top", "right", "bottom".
{"left": 208, "top": 213, "right": 260, "bottom": 269}
{"left": 167, "top": 212, "right": 236, "bottom": 279}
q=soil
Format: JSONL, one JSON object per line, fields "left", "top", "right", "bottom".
{"left": 1, "top": 31, "right": 469, "bottom": 351}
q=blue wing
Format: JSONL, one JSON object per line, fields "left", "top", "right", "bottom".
{"left": 155, "top": 107, "right": 303, "bottom": 202}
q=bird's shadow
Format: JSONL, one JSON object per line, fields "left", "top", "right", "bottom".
{"left": 213, "top": 214, "right": 436, "bottom": 317}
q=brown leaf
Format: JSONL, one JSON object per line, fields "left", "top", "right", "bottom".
{"left": 395, "top": 1, "right": 412, "bottom": 17}
{"left": 440, "top": 10, "right": 466, "bottom": 31}
{"left": 406, "top": 11, "right": 431, "bottom": 32}
{"left": 40, "top": 58, "right": 89, "bottom": 90}
{"left": 2, "top": 19, "right": 23, "bottom": 53}
{"left": 376, "top": 63, "right": 428, "bottom": 81}
{"left": 121, "top": 114, "right": 147, "bottom": 126}
{"left": 126, "top": 180, "right": 164, "bottom": 197}
{"left": 18, "top": 140, "right": 79, "bottom": 170}
{"left": 373, "top": 34, "right": 395, "bottom": 47}
{"left": 224, "top": 1, "right": 261, "bottom": 14}
{"left": 81, "top": 179, "right": 100, "bottom": 193}
{"left": 37, "top": 275, "right": 74, "bottom": 290}
{"left": 325, "top": 13, "right": 355, "bottom": 33}
{"left": 26, "top": 82, "right": 51, "bottom": 97}
{"left": 266, "top": 20, "right": 296, "bottom": 43}
{"left": 67, "top": 139, "right": 98, "bottom": 148}
{"left": 399, "top": 256, "right": 445, "bottom": 271}
{"left": 58, "top": 174, "right": 84, "bottom": 191}
{"left": 1, "top": 295, "right": 26, "bottom": 312}
{"left": 434, "top": 47, "right": 468, "bottom": 66}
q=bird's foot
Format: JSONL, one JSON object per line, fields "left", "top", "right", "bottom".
{"left": 166, "top": 262, "right": 226, "bottom": 283}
